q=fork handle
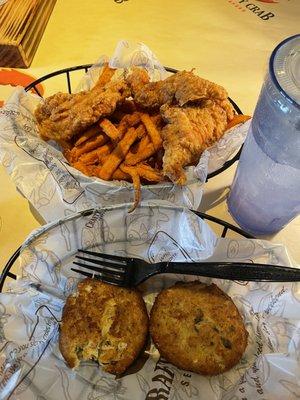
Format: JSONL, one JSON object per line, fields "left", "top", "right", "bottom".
{"left": 160, "top": 261, "right": 300, "bottom": 282}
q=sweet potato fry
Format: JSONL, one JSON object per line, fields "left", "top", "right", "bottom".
{"left": 72, "top": 161, "right": 98, "bottom": 177}
{"left": 71, "top": 133, "right": 108, "bottom": 161}
{"left": 136, "top": 163, "right": 163, "bottom": 183}
{"left": 126, "top": 134, "right": 150, "bottom": 157}
{"left": 74, "top": 125, "right": 100, "bottom": 147}
{"left": 125, "top": 135, "right": 155, "bottom": 166}
{"left": 94, "top": 62, "right": 116, "bottom": 88}
{"left": 226, "top": 114, "right": 251, "bottom": 130}
{"left": 120, "top": 165, "right": 141, "bottom": 213}
{"left": 118, "top": 112, "right": 140, "bottom": 136}
{"left": 79, "top": 143, "right": 114, "bottom": 165}
{"left": 99, "top": 119, "right": 120, "bottom": 141}
{"left": 135, "top": 124, "right": 146, "bottom": 139}
{"left": 78, "top": 151, "right": 98, "bottom": 165}
{"left": 140, "top": 113, "right": 163, "bottom": 150}
{"left": 125, "top": 112, "right": 141, "bottom": 127}
{"left": 97, "top": 127, "right": 139, "bottom": 180}
{"left": 112, "top": 168, "right": 131, "bottom": 181}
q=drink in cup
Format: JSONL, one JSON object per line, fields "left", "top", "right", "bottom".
{"left": 227, "top": 34, "right": 300, "bottom": 236}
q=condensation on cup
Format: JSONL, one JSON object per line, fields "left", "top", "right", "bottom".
{"left": 227, "top": 34, "right": 300, "bottom": 236}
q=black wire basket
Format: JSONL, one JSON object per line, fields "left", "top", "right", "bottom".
{"left": 24, "top": 64, "right": 244, "bottom": 180}
{"left": 0, "top": 210, "right": 254, "bottom": 292}
{"left": 1, "top": 67, "right": 250, "bottom": 291}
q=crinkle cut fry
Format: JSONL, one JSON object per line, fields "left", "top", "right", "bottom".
{"left": 97, "top": 127, "right": 139, "bottom": 181}
{"left": 120, "top": 165, "right": 141, "bottom": 213}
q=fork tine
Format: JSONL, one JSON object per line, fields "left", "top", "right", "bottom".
{"left": 79, "top": 249, "right": 127, "bottom": 262}
{"left": 75, "top": 255, "right": 126, "bottom": 272}
{"left": 73, "top": 261, "right": 125, "bottom": 280}
{"left": 71, "top": 268, "right": 125, "bottom": 286}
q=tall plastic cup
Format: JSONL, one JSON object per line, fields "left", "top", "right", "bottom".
{"left": 227, "top": 34, "right": 300, "bottom": 236}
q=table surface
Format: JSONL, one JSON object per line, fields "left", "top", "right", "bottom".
{"left": 1, "top": 0, "right": 299, "bottom": 279}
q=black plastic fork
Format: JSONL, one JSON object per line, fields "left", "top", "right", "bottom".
{"left": 71, "top": 249, "right": 300, "bottom": 287}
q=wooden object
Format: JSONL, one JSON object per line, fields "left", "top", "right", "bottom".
{"left": 0, "top": 0, "right": 56, "bottom": 68}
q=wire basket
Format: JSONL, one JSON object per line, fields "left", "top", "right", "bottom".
{"left": 24, "top": 64, "right": 244, "bottom": 180}
{"left": 0, "top": 210, "right": 254, "bottom": 292}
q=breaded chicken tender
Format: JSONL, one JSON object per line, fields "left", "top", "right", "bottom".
{"left": 59, "top": 278, "right": 149, "bottom": 375}
{"left": 35, "top": 80, "right": 130, "bottom": 142}
{"left": 126, "top": 68, "right": 235, "bottom": 184}
{"left": 126, "top": 68, "right": 230, "bottom": 109}
{"left": 150, "top": 282, "right": 248, "bottom": 375}
{"left": 161, "top": 101, "right": 234, "bottom": 184}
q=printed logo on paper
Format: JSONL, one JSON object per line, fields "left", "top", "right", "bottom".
{"left": 227, "top": 0, "right": 291, "bottom": 20}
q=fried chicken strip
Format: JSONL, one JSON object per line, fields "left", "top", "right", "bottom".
{"left": 127, "top": 68, "right": 235, "bottom": 185}
{"left": 161, "top": 101, "right": 234, "bottom": 185}
{"left": 35, "top": 79, "right": 130, "bottom": 142}
{"left": 126, "top": 68, "right": 229, "bottom": 109}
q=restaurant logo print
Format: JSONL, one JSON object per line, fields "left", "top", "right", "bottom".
{"left": 227, "top": 0, "right": 290, "bottom": 20}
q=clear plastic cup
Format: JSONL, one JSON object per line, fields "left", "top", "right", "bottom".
{"left": 227, "top": 34, "right": 300, "bottom": 236}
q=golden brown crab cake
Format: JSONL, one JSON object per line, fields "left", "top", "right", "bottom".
{"left": 150, "top": 281, "right": 248, "bottom": 375}
{"left": 59, "top": 278, "right": 149, "bottom": 375}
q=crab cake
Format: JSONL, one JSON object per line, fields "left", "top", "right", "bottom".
{"left": 59, "top": 278, "right": 149, "bottom": 375}
{"left": 150, "top": 281, "right": 248, "bottom": 375}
